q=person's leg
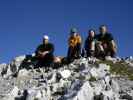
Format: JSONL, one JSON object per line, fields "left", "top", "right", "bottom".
{"left": 67, "top": 47, "right": 72, "bottom": 58}
{"left": 86, "top": 49, "right": 94, "bottom": 57}
{"left": 89, "top": 41, "right": 96, "bottom": 57}
{"left": 103, "top": 43, "right": 109, "bottom": 57}
{"left": 36, "top": 57, "right": 46, "bottom": 68}
{"left": 81, "top": 48, "right": 86, "bottom": 57}
{"left": 86, "top": 49, "right": 90, "bottom": 57}
{"left": 95, "top": 43, "right": 105, "bottom": 58}
{"left": 108, "top": 45, "right": 116, "bottom": 57}
{"left": 33, "top": 53, "right": 44, "bottom": 68}
{"left": 111, "top": 51, "right": 116, "bottom": 57}
{"left": 76, "top": 44, "right": 81, "bottom": 58}
{"left": 44, "top": 54, "right": 54, "bottom": 67}
{"left": 104, "top": 43, "right": 116, "bottom": 57}
{"left": 67, "top": 47, "right": 74, "bottom": 63}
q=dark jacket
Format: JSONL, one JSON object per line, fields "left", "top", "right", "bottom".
{"left": 35, "top": 43, "right": 54, "bottom": 57}
{"left": 96, "top": 33, "right": 114, "bottom": 45}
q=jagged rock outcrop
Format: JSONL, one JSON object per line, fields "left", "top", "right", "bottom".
{"left": 0, "top": 55, "right": 133, "bottom": 100}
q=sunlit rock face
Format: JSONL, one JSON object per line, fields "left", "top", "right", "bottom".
{"left": 0, "top": 55, "right": 133, "bottom": 100}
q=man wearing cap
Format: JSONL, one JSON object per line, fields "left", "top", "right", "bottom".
{"left": 67, "top": 28, "right": 82, "bottom": 62}
{"left": 35, "top": 35, "right": 54, "bottom": 67}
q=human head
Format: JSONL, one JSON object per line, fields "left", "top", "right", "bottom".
{"left": 99, "top": 25, "right": 108, "bottom": 35}
{"left": 43, "top": 35, "right": 49, "bottom": 44}
{"left": 70, "top": 27, "right": 78, "bottom": 37}
{"left": 88, "top": 29, "right": 95, "bottom": 38}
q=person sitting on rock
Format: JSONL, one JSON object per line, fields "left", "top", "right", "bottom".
{"left": 96, "top": 25, "right": 117, "bottom": 58}
{"left": 67, "top": 28, "right": 82, "bottom": 62}
{"left": 35, "top": 35, "right": 54, "bottom": 67}
{"left": 84, "top": 29, "right": 97, "bottom": 57}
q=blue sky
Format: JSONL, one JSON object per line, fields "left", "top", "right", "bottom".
{"left": 0, "top": 0, "right": 133, "bottom": 63}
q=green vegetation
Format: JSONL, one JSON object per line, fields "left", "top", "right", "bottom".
{"left": 96, "top": 60, "right": 133, "bottom": 80}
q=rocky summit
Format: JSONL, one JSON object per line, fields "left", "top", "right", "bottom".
{"left": 0, "top": 55, "right": 133, "bottom": 100}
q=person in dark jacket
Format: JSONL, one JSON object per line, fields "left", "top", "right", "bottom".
{"left": 84, "top": 29, "right": 97, "bottom": 57}
{"left": 35, "top": 35, "right": 54, "bottom": 67}
{"left": 96, "top": 25, "right": 117, "bottom": 58}
{"left": 67, "top": 28, "right": 82, "bottom": 62}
